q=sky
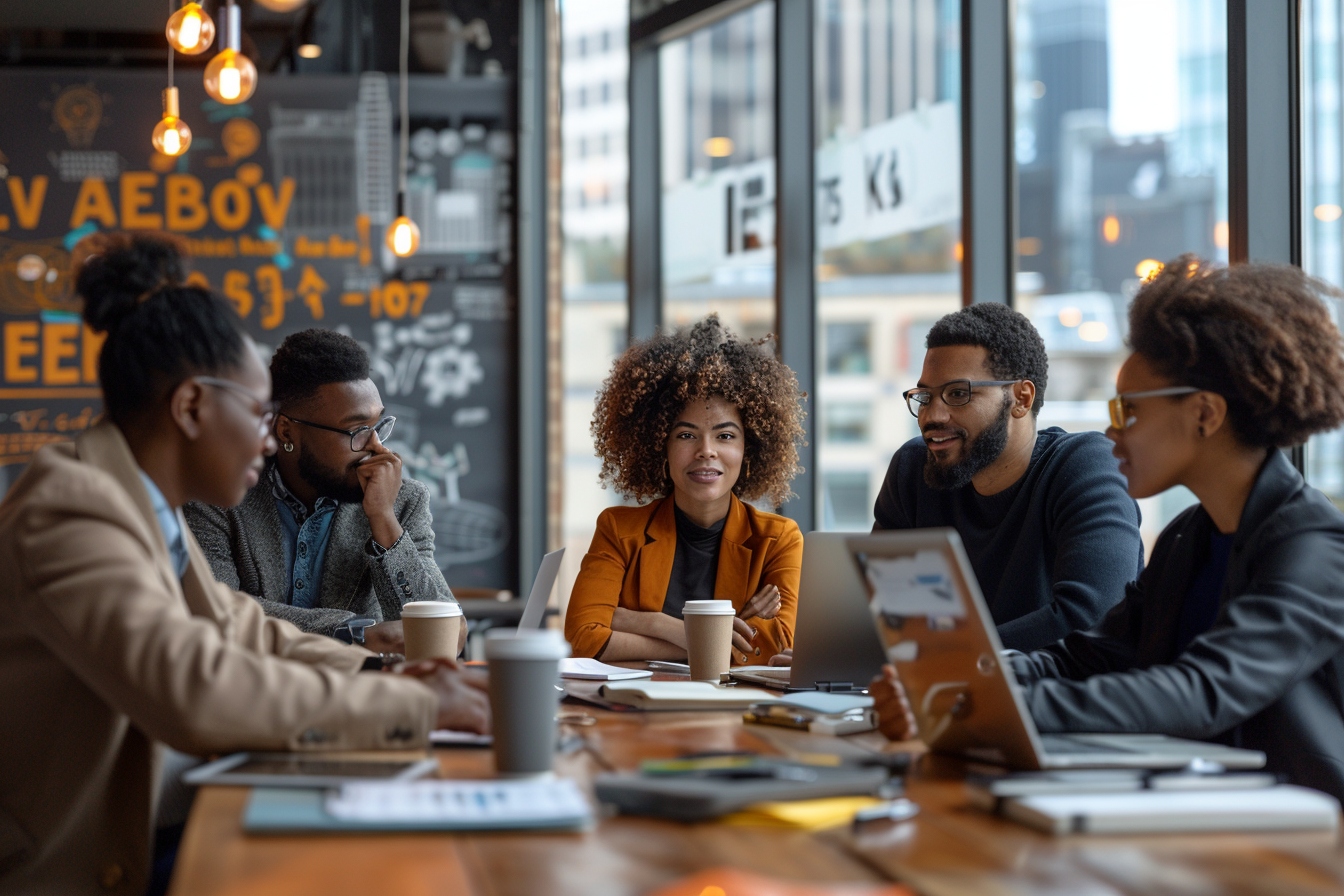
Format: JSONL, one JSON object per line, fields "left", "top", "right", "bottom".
{"left": 1108, "top": 0, "right": 1182, "bottom": 137}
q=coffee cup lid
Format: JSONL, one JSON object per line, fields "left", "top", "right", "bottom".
{"left": 401, "top": 600, "right": 464, "bottom": 619}
{"left": 681, "top": 599, "right": 736, "bottom": 616}
{"left": 484, "top": 628, "right": 571, "bottom": 660}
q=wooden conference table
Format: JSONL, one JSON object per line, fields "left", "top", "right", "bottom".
{"left": 169, "top": 694, "right": 1344, "bottom": 896}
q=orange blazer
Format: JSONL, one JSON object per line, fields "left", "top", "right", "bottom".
{"left": 565, "top": 495, "right": 802, "bottom": 660}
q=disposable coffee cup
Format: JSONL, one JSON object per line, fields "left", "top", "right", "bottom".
{"left": 485, "top": 629, "right": 570, "bottom": 777}
{"left": 401, "top": 600, "right": 464, "bottom": 661}
{"left": 682, "top": 599, "right": 736, "bottom": 682}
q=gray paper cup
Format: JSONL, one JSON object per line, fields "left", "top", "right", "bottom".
{"left": 682, "top": 599, "right": 735, "bottom": 681}
{"left": 401, "top": 600, "right": 464, "bottom": 661}
{"left": 484, "top": 629, "right": 570, "bottom": 777}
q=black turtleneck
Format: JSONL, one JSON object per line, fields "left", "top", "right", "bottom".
{"left": 662, "top": 505, "right": 726, "bottom": 618}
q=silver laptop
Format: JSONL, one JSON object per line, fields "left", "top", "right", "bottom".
{"left": 809, "top": 529, "right": 1265, "bottom": 771}
{"left": 516, "top": 548, "right": 566, "bottom": 630}
{"left": 728, "top": 530, "right": 889, "bottom": 691}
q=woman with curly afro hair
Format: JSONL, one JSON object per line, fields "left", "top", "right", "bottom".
{"left": 564, "top": 316, "right": 807, "bottom": 663}
{"left": 875, "top": 256, "right": 1344, "bottom": 800}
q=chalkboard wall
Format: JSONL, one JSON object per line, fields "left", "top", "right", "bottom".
{"left": 0, "top": 69, "right": 518, "bottom": 590}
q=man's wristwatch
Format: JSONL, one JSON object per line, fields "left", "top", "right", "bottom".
{"left": 334, "top": 617, "right": 378, "bottom": 646}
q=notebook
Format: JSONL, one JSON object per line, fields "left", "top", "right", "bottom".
{"left": 596, "top": 680, "right": 778, "bottom": 710}
{"left": 1002, "top": 785, "right": 1339, "bottom": 835}
{"left": 559, "top": 657, "right": 654, "bottom": 681}
{"left": 244, "top": 779, "right": 593, "bottom": 833}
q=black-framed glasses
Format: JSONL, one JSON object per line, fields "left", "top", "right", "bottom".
{"left": 1107, "top": 387, "right": 1200, "bottom": 430}
{"left": 902, "top": 379, "right": 1020, "bottom": 417}
{"left": 280, "top": 413, "right": 396, "bottom": 451}
{"left": 194, "top": 376, "right": 278, "bottom": 437}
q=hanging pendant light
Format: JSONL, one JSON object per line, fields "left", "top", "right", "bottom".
{"left": 166, "top": 1, "right": 216, "bottom": 55}
{"left": 153, "top": 22, "right": 191, "bottom": 158}
{"left": 152, "top": 86, "right": 192, "bottom": 156}
{"left": 204, "top": 1, "right": 257, "bottom": 104}
{"left": 386, "top": 0, "right": 418, "bottom": 258}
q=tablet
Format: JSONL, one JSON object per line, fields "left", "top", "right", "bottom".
{"left": 182, "top": 752, "right": 439, "bottom": 788}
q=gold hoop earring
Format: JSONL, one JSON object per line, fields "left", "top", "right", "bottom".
{"left": 663, "top": 458, "right": 670, "bottom": 483}
{"left": 283, "top": 442, "right": 294, "bottom": 453}
{"left": 743, "top": 457, "right": 750, "bottom": 480}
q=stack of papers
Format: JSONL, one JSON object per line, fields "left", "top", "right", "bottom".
{"left": 244, "top": 779, "right": 593, "bottom": 833}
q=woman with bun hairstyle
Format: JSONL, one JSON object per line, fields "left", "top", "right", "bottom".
{"left": 0, "top": 232, "right": 487, "bottom": 895}
{"left": 565, "top": 316, "right": 807, "bottom": 663}
{"left": 874, "top": 256, "right": 1344, "bottom": 799}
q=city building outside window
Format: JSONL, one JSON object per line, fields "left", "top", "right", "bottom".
{"left": 1303, "top": 0, "right": 1344, "bottom": 508}
{"left": 1014, "top": 0, "right": 1227, "bottom": 549}
{"left": 814, "top": 0, "right": 963, "bottom": 531}
{"left": 558, "top": 0, "right": 630, "bottom": 613}
{"left": 660, "top": 2, "right": 777, "bottom": 340}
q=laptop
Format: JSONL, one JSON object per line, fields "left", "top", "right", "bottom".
{"left": 827, "top": 528, "right": 1265, "bottom": 770}
{"left": 516, "top": 548, "right": 566, "bottom": 630}
{"left": 728, "top": 530, "right": 889, "bottom": 691}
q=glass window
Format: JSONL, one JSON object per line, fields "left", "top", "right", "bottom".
{"left": 660, "top": 2, "right": 776, "bottom": 338}
{"left": 825, "top": 401, "right": 873, "bottom": 444}
{"left": 822, "top": 471, "right": 873, "bottom": 530}
{"left": 559, "top": 0, "right": 631, "bottom": 614}
{"left": 1303, "top": 0, "right": 1344, "bottom": 508}
{"left": 814, "top": 0, "right": 963, "bottom": 531}
{"left": 1014, "top": 0, "right": 1227, "bottom": 549}
{"left": 825, "top": 322, "right": 873, "bottom": 374}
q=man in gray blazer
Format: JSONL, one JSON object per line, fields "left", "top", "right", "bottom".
{"left": 186, "top": 329, "right": 457, "bottom": 656}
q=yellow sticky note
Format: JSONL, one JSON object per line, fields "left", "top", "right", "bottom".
{"left": 720, "top": 797, "right": 884, "bottom": 830}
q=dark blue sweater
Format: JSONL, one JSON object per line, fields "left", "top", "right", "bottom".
{"left": 873, "top": 427, "right": 1143, "bottom": 652}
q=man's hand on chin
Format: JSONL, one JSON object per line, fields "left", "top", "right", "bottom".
{"left": 357, "top": 439, "right": 404, "bottom": 548}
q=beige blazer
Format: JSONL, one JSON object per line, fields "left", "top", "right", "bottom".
{"left": 0, "top": 423, "right": 437, "bottom": 895}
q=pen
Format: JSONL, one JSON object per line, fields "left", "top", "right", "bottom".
{"left": 852, "top": 797, "right": 920, "bottom": 827}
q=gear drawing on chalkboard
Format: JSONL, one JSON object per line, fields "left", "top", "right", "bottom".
{"left": 364, "top": 313, "right": 484, "bottom": 406}
{"left": 419, "top": 344, "right": 484, "bottom": 406}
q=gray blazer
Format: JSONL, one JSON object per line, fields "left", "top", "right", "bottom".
{"left": 185, "top": 468, "right": 455, "bottom": 635}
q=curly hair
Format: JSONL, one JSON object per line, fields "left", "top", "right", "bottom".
{"left": 926, "top": 302, "right": 1049, "bottom": 416}
{"left": 1128, "top": 254, "right": 1344, "bottom": 448}
{"left": 270, "top": 328, "right": 371, "bottom": 410}
{"left": 591, "top": 316, "right": 807, "bottom": 506}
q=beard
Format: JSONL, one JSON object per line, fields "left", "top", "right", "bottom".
{"left": 297, "top": 446, "right": 366, "bottom": 504}
{"left": 922, "top": 393, "right": 1012, "bottom": 491}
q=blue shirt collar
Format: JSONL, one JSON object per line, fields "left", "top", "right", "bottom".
{"left": 137, "top": 470, "right": 189, "bottom": 578}
{"left": 269, "top": 463, "right": 341, "bottom": 525}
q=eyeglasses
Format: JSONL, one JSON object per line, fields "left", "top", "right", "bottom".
{"left": 902, "top": 379, "right": 1020, "bottom": 418}
{"left": 1107, "top": 387, "right": 1200, "bottom": 430}
{"left": 194, "top": 376, "right": 278, "bottom": 437}
{"left": 280, "top": 413, "right": 396, "bottom": 452}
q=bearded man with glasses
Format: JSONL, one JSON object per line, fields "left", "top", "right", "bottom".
{"left": 872, "top": 303, "right": 1144, "bottom": 652}
{"left": 186, "top": 329, "right": 458, "bottom": 657}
